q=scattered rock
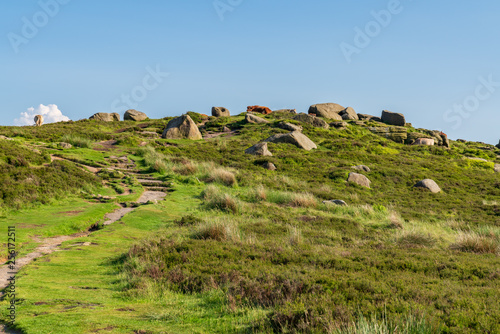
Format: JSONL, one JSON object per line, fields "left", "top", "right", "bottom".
{"left": 245, "top": 142, "right": 272, "bottom": 156}
{"left": 34, "top": 114, "right": 44, "bottom": 126}
{"left": 212, "top": 107, "right": 230, "bottom": 117}
{"left": 162, "top": 115, "right": 202, "bottom": 140}
{"left": 246, "top": 113, "right": 270, "bottom": 124}
{"left": 495, "top": 164, "right": 500, "bottom": 173}
{"left": 412, "top": 138, "right": 435, "bottom": 146}
{"left": 264, "top": 131, "right": 317, "bottom": 151}
{"left": 414, "top": 179, "right": 441, "bottom": 193}
{"left": 90, "top": 113, "right": 120, "bottom": 122}
{"left": 340, "top": 107, "right": 359, "bottom": 120}
{"left": 330, "top": 121, "right": 348, "bottom": 130}
{"left": 347, "top": 173, "right": 371, "bottom": 188}
{"left": 308, "top": 103, "right": 344, "bottom": 120}
{"left": 124, "top": 109, "right": 148, "bottom": 121}
{"left": 0, "top": 135, "right": 13, "bottom": 141}
{"left": 277, "top": 122, "right": 303, "bottom": 132}
{"left": 381, "top": 110, "right": 406, "bottom": 126}
{"left": 293, "top": 113, "right": 329, "bottom": 129}
{"left": 274, "top": 109, "right": 297, "bottom": 114}
{"left": 222, "top": 126, "right": 231, "bottom": 133}
{"left": 60, "top": 142, "right": 72, "bottom": 149}
{"left": 323, "top": 200, "right": 348, "bottom": 206}
{"left": 352, "top": 165, "right": 371, "bottom": 172}
{"left": 139, "top": 141, "right": 148, "bottom": 147}
{"left": 263, "top": 162, "right": 277, "bottom": 171}
{"left": 247, "top": 105, "right": 272, "bottom": 115}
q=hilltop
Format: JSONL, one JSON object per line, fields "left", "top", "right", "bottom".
{"left": 0, "top": 105, "right": 498, "bottom": 334}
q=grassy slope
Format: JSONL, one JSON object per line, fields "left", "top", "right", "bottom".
{"left": 0, "top": 115, "right": 498, "bottom": 333}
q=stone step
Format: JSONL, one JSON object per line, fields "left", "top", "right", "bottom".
{"left": 145, "top": 187, "right": 173, "bottom": 192}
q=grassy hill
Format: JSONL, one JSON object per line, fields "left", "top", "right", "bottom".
{"left": 0, "top": 112, "right": 498, "bottom": 333}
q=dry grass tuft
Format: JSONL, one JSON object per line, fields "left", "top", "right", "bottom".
{"left": 451, "top": 232, "right": 499, "bottom": 255}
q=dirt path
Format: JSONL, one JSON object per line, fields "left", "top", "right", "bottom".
{"left": 0, "top": 188, "right": 166, "bottom": 334}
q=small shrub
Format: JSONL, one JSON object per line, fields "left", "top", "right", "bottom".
{"left": 193, "top": 220, "right": 240, "bottom": 242}
{"left": 291, "top": 192, "right": 317, "bottom": 208}
{"left": 202, "top": 185, "right": 240, "bottom": 214}
{"left": 175, "top": 214, "right": 203, "bottom": 226}
{"left": 205, "top": 168, "right": 237, "bottom": 187}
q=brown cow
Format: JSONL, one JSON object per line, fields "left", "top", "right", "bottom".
{"left": 412, "top": 138, "right": 434, "bottom": 146}
{"left": 34, "top": 115, "right": 44, "bottom": 126}
{"left": 247, "top": 105, "right": 272, "bottom": 115}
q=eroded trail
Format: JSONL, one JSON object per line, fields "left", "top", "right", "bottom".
{"left": 0, "top": 154, "right": 169, "bottom": 334}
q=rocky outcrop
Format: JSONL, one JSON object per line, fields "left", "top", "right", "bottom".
{"left": 34, "top": 115, "right": 44, "bottom": 126}
{"left": 274, "top": 109, "right": 297, "bottom": 114}
{"left": 124, "top": 109, "right": 148, "bottom": 121}
{"left": 368, "top": 127, "right": 408, "bottom": 143}
{"left": 278, "top": 122, "right": 303, "bottom": 132}
{"left": 347, "top": 173, "right": 371, "bottom": 188}
{"left": 414, "top": 179, "right": 441, "bottom": 193}
{"left": 90, "top": 113, "right": 120, "bottom": 122}
{"left": 212, "top": 107, "right": 230, "bottom": 117}
{"left": 308, "top": 103, "right": 344, "bottom": 120}
{"left": 381, "top": 110, "right": 406, "bottom": 126}
{"left": 264, "top": 131, "right": 317, "bottom": 151}
{"left": 245, "top": 142, "right": 272, "bottom": 156}
{"left": 247, "top": 105, "right": 272, "bottom": 115}
{"left": 293, "top": 113, "right": 329, "bottom": 129}
{"left": 246, "top": 113, "right": 270, "bottom": 124}
{"left": 340, "top": 107, "right": 359, "bottom": 120}
{"left": 162, "top": 115, "right": 202, "bottom": 140}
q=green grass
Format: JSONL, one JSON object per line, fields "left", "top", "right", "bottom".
{"left": 0, "top": 116, "right": 498, "bottom": 333}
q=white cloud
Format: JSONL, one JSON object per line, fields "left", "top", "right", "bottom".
{"left": 14, "top": 104, "right": 71, "bottom": 126}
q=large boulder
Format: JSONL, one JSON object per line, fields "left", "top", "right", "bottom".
{"left": 293, "top": 113, "right": 329, "bottom": 129}
{"left": 162, "top": 115, "right": 202, "bottom": 140}
{"left": 34, "top": 115, "right": 44, "bottom": 126}
{"left": 414, "top": 179, "right": 441, "bottom": 193}
{"left": 247, "top": 105, "right": 272, "bottom": 115}
{"left": 308, "top": 103, "right": 344, "bottom": 120}
{"left": 246, "top": 113, "right": 270, "bottom": 124}
{"left": 381, "top": 110, "right": 406, "bottom": 126}
{"left": 245, "top": 142, "right": 272, "bottom": 156}
{"left": 124, "top": 109, "right": 148, "bottom": 121}
{"left": 212, "top": 107, "right": 230, "bottom": 117}
{"left": 90, "top": 113, "right": 120, "bottom": 122}
{"left": 278, "top": 122, "right": 303, "bottom": 132}
{"left": 264, "top": 131, "right": 317, "bottom": 151}
{"left": 340, "top": 107, "right": 359, "bottom": 120}
{"left": 347, "top": 173, "right": 371, "bottom": 188}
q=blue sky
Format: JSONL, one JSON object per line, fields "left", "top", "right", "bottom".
{"left": 1, "top": 0, "right": 499, "bottom": 144}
